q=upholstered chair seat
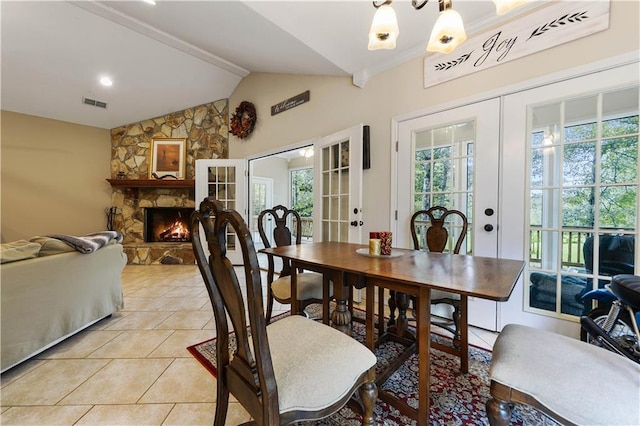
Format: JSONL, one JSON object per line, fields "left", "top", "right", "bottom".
{"left": 430, "top": 289, "right": 461, "bottom": 301}
{"left": 271, "top": 272, "right": 331, "bottom": 303}
{"left": 487, "top": 324, "right": 640, "bottom": 425}
{"left": 267, "top": 315, "right": 377, "bottom": 415}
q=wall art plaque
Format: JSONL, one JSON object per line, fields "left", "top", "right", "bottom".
{"left": 271, "top": 90, "right": 310, "bottom": 116}
{"left": 424, "top": 0, "right": 610, "bottom": 88}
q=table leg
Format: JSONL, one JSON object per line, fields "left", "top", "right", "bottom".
{"left": 460, "top": 295, "right": 469, "bottom": 373}
{"left": 365, "top": 280, "right": 375, "bottom": 350}
{"left": 417, "top": 286, "right": 431, "bottom": 426}
{"left": 330, "top": 272, "right": 352, "bottom": 335}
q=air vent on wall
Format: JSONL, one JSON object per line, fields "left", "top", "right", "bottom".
{"left": 82, "top": 97, "right": 107, "bottom": 109}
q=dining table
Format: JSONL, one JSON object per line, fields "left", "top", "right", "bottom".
{"left": 260, "top": 241, "right": 525, "bottom": 426}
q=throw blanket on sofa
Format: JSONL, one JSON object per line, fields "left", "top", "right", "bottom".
{"left": 46, "top": 231, "right": 123, "bottom": 254}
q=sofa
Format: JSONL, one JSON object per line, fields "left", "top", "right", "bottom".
{"left": 1, "top": 234, "right": 127, "bottom": 372}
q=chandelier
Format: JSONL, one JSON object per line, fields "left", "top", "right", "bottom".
{"left": 368, "top": 0, "right": 530, "bottom": 54}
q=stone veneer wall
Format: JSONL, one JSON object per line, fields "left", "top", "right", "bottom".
{"left": 109, "top": 100, "right": 228, "bottom": 264}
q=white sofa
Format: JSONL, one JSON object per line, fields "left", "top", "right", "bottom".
{"left": 1, "top": 236, "right": 127, "bottom": 372}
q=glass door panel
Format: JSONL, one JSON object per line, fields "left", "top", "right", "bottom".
{"left": 195, "top": 159, "right": 247, "bottom": 264}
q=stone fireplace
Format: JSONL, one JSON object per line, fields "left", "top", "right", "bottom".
{"left": 110, "top": 186, "right": 197, "bottom": 264}
{"left": 108, "top": 99, "right": 228, "bottom": 264}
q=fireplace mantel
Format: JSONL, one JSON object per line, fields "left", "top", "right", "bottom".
{"left": 106, "top": 179, "right": 195, "bottom": 189}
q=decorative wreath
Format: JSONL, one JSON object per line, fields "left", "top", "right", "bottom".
{"left": 230, "top": 101, "right": 257, "bottom": 139}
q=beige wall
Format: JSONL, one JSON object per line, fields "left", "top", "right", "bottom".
{"left": 229, "top": 0, "right": 639, "bottom": 234}
{"left": 1, "top": 111, "right": 111, "bottom": 242}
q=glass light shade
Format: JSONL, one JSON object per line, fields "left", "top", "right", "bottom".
{"left": 368, "top": 4, "right": 399, "bottom": 50}
{"left": 426, "top": 8, "right": 467, "bottom": 54}
{"left": 493, "top": 0, "right": 529, "bottom": 15}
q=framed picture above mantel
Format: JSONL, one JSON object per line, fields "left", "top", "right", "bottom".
{"left": 149, "top": 138, "right": 186, "bottom": 179}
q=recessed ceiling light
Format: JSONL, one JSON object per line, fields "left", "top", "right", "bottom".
{"left": 99, "top": 76, "right": 113, "bottom": 87}
{"left": 142, "top": 0, "right": 156, "bottom": 5}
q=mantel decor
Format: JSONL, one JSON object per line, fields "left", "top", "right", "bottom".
{"left": 230, "top": 101, "right": 257, "bottom": 139}
{"left": 149, "top": 138, "right": 187, "bottom": 179}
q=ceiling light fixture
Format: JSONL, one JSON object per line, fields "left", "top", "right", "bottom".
{"left": 368, "top": 0, "right": 529, "bottom": 54}
{"left": 299, "top": 147, "right": 314, "bottom": 158}
{"left": 368, "top": 3, "right": 400, "bottom": 50}
{"left": 99, "top": 76, "right": 113, "bottom": 87}
{"left": 142, "top": 0, "right": 156, "bottom": 5}
{"left": 426, "top": 0, "right": 466, "bottom": 54}
{"left": 493, "top": 0, "right": 529, "bottom": 15}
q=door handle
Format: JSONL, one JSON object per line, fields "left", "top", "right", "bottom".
{"left": 484, "top": 224, "right": 494, "bottom": 232}
{"left": 350, "top": 220, "right": 364, "bottom": 227}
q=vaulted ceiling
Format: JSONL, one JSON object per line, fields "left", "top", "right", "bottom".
{"left": 1, "top": 1, "right": 538, "bottom": 129}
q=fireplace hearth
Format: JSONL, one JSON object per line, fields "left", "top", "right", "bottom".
{"left": 144, "top": 207, "right": 194, "bottom": 243}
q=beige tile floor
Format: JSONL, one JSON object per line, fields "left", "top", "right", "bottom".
{"left": 0, "top": 264, "right": 498, "bottom": 425}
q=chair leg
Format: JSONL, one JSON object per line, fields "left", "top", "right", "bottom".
{"left": 485, "top": 396, "right": 512, "bottom": 426}
{"left": 214, "top": 381, "right": 230, "bottom": 426}
{"left": 452, "top": 302, "right": 462, "bottom": 349}
{"left": 266, "top": 288, "right": 275, "bottom": 324}
{"left": 358, "top": 370, "right": 378, "bottom": 426}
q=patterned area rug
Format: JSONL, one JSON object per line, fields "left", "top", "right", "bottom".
{"left": 187, "top": 309, "right": 556, "bottom": 425}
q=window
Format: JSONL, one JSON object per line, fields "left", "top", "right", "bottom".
{"left": 412, "top": 120, "right": 474, "bottom": 254}
{"left": 527, "top": 86, "right": 638, "bottom": 318}
{"left": 290, "top": 167, "right": 314, "bottom": 240}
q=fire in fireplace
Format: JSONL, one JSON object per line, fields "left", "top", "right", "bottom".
{"left": 144, "top": 207, "right": 194, "bottom": 243}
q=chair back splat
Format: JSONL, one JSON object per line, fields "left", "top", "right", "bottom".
{"left": 191, "top": 197, "right": 377, "bottom": 425}
{"left": 258, "top": 205, "right": 300, "bottom": 281}
{"left": 410, "top": 206, "right": 468, "bottom": 254}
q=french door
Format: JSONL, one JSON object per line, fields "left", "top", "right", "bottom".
{"left": 501, "top": 63, "right": 639, "bottom": 336}
{"left": 195, "top": 159, "right": 247, "bottom": 264}
{"left": 313, "top": 124, "right": 365, "bottom": 244}
{"left": 396, "top": 99, "right": 501, "bottom": 330}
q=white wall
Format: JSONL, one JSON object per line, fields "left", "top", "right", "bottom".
{"left": 251, "top": 156, "right": 289, "bottom": 207}
{"left": 229, "top": 0, "right": 639, "bottom": 236}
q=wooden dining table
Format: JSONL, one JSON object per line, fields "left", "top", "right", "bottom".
{"left": 260, "top": 241, "right": 525, "bottom": 426}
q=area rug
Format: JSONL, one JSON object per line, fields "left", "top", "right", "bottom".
{"left": 188, "top": 310, "right": 556, "bottom": 426}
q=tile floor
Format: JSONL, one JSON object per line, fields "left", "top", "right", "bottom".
{"left": 0, "top": 264, "right": 498, "bottom": 425}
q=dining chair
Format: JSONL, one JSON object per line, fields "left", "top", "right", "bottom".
{"left": 388, "top": 206, "right": 469, "bottom": 371}
{"left": 191, "top": 198, "right": 378, "bottom": 425}
{"left": 258, "top": 205, "right": 331, "bottom": 323}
